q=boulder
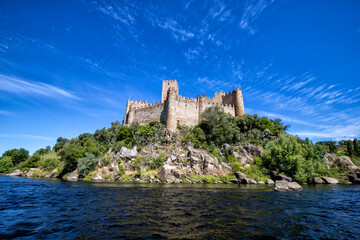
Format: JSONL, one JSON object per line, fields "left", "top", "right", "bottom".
{"left": 235, "top": 146, "right": 253, "bottom": 164}
{"left": 234, "top": 172, "right": 246, "bottom": 181}
{"left": 266, "top": 179, "right": 274, "bottom": 185}
{"left": 243, "top": 144, "right": 264, "bottom": 158}
{"left": 321, "top": 177, "right": 338, "bottom": 184}
{"left": 160, "top": 164, "right": 176, "bottom": 182}
{"left": 92, "top": 173, "right": 103, "bottom": 181}
{"left": 274, "top": 180, "right": 302, "bottom": 191}
{"left": 249, "top": 179, "right": 257, "bottom": 184}
{"left": 9, "top": 169, "right": 23, "bottom": 177}
{"left": 241, "top": 177, "right": 252, "bottom": 184}
{"left": 348, "top": 169, "right": 360, "bottom": 184}
{"left": 324, "top": 153, "right": 338, "bottom": 168}
{"left": 258, "top": 181, "right": 265, "bottom": 184}
{"left": 229, "top": 178, "right": 239, "bottom": 184}
{"left": 314, "top": 177, "right": 324, "bottom": 184}
{"left": 46, "top": 168, "right": 58, "bottom": 178}
{"left": 119, "top": 146, "right": 137, "bottom": 160}
{"left": 270, "top": 171, "right": 292, "bottom": 182}
{"left": 221, "top": 162, "right": 232, "bottom": 171}
{"left": 67, "top": 170, "right": 79, "bottom": 181}
{"left": 339, "top": 156, "right": 359, "bottom": 170}
{"left": 25, "top": 168, "right": 39, "bottom": 178}
{"left": 223, "top": 143, "right": 231, "bottom": 150}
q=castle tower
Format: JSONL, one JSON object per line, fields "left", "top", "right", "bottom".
{"left": 162, "top": 80, "right": 179, "bottom": 102}
{"left": 235, "top": 88, "right": 245, "bottom": 117}
{"left": 165, "top": 87, "right": 177, "bottom": 130}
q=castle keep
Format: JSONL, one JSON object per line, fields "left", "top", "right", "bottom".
{"left": 123, "top": 80, "right": 245, "bottom": 130}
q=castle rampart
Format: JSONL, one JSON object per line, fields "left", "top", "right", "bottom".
{"left": 124, "top": 80, "right": 245, "bottom": 130}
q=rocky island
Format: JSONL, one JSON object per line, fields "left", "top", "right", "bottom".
{"left": 2, "top": 106, "right": 360, "bottom": 191}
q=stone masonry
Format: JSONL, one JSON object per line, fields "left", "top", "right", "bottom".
{"left": 123, "top": 80, "right": 245, "bottom": 130}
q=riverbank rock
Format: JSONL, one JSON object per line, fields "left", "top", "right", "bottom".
{"left": 25, "top": 168, "right": 39, "bottom": 178}
{"left": 67, "top": 170, "right": 79, "bottom": 181}
{"left": 270, "top": 171, "right": 292, "bottom": 182}
{"left": 324, "top": 154, "right": 359, "bottom": 171}
{"left": 274, "top": 180, "right": 302, "bottom": 191}
{"left": 92, "top": 173, "right": 103, "bottom": 181}
{"left": 119, "top": 146, "right": 137, "bottom": 161}
{"left": 234, "top": 172, "right": 246, "bottom": 182}
{"left": 9, "top": 169, "right": 23, "bottom": 177}
{"left": 321, "top": 177, "right": 338, "bottom": 184}
{"left": 266, "top": 179, "right": 274, "bottom": 185}
{"left": 314, "top": 177, "right": 324, "bottom": 184}
{"left": 348, "top": 169, "right": 360, "bottom": 184}
{"left": 46, "top": 168, "right": 58, "bottom": 178}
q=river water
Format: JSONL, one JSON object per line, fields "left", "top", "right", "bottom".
{"left": 0, "top": 176, "right": 359, "bottom": 239}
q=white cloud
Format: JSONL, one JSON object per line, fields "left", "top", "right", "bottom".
{"left": 0, "top": 134, "right": 56, "bottom": 141}
{"left": 152, "top": 18, "right": 194, "bottom": 41}
{"left": 239, "top": 0, "right": 274, "bottom": 35}
{"left": 0, "top": 74, "right": 80, "bottom": 101}
{"left": 0, "top": 110, "right": 15, "bottom": 116}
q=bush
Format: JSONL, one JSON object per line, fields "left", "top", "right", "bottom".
{"left": 21, "top": 154, "right": 41, "bottom": 170}
{"left": 77, "top": 154, "right": 98, "bottom": 177}
{"left": 118, "top": 165, "right": 125, "bottom": 176}
{"left": 199, "top": 106, "right": 240, "bottom": 146}
{"left": 39, "top": 152, "right": 60, "bottom": 170}
{"left": 150, "top": 153, "right": 168, "bottom": 170}
{"left": 0, "top": 156, "right": 13, "bottom": 173}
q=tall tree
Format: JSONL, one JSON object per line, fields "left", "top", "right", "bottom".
{"left": 353, "top": 138, "right": 360, "bottom": 157}
{"left": 346, "top": 140, "right": 353, "bottom": 157}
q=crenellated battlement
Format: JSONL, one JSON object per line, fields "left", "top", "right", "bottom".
{"left": 124, "top": 80, "right": 245, "bottom": 130}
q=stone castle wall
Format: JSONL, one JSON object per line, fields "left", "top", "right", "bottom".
{"left": 124, "top": 80, "right": 245, "bottom": 130}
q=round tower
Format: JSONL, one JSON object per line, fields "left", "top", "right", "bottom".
{"left": 165, "top": 88, "right": 177, "bottom": 130}
{"left": 235, "top": 88, "right": 245, "bottom": 117}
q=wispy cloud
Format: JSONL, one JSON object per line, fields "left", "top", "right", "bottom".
{"left": 0, "top": 110, "right": 15, "bottom": 116}
{"left": 240, "top": 0, "right": 274, "bottom": 35}
{"left": 151, "top": 18, "right": 195, "bottom": 41}
{"left": 0, "top": 134, "right": 56, "bottom": 141}
{"left": 0, "top": 74, "right": 80, "bottom": 101}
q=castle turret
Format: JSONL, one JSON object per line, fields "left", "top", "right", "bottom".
{"left": 162, "top": 80, "right": 179, "bottom": 102}
{"left": 165, "top": 87, "right": 177, "bottom": 130}
{"left": 235, "top": 88, "right": 245, "bottom": 117}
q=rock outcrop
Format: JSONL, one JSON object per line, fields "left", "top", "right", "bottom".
{"left": 67, "top": 170, "right": 79, "bottom": 181}
{"left": 321, "top": 177, "right": 338, "bottom": 184}
{"left": 270, "top": 171, "right": 292, "bottom": 182}
{"left": 274, "top": 180, "right": 303, "bottom": 191}
{"left": 9, "top": 169, "right": 23, "bottom": 177}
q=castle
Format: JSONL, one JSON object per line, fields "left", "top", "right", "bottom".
{"left": 123, "top": 80, "right": 245, "bottom": 130}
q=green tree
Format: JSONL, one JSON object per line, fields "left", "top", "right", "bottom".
{"left": 53, "top": 137, "right": 69, "bottom": 152}
{"left": 262, "top": 133, "right": 303, "bottom": 178}
{"left": 116, "top": 125, "right": 133, "bottom": 144}
{"left": 346, "top": 140, "right": 354, "bottom": 157}
{"left": 21, "top": 154, "right": 41, "bottom": 170}
{"left": 2, "top": 148, "right": 29, "bottom": 165}
{"left": 199, "top": 106, "right": 239, "bottom": 146}
{"left": 353, "top": 138, "right": 360, "bottom": 157}
{"left": 58, "top": 144, "right": 84, "bottom": 174}
{"left": 0, "top": 156, "right": 14, "bottom": 173}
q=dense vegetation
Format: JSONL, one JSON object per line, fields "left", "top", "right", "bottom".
{"left": 1, "top": 106, "right": 358, "bottom": 183}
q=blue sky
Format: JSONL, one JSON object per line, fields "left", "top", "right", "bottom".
{"left": 1, "top": 0, "right": 360, "bottom": 154}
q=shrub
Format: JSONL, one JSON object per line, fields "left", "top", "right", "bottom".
{"left": 77, "top": 154, "right": 98, "bottom": 177}
{"left": 150, "top": 153, "right": 168, "bottom": 170}
{"left": 118, "top": 165, "right": 125, "bottom": 176}
{"left": 39, "top": 152, "right": 60, "bottom": 170}
{"left": 21, "top": 154, "right": 41, "bottom": 170}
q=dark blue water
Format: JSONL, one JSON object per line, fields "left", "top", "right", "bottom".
{"left": 0, "top": 176, "right": 359, "bottom": 239}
